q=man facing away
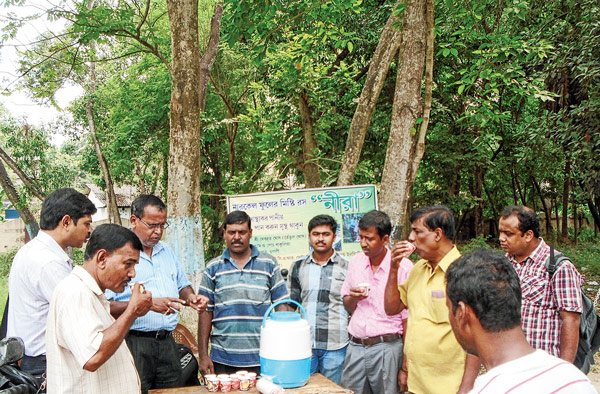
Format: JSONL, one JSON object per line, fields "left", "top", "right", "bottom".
{"left": 106, "top": 195, "right": 208, "bottom": 393}
{"left": 384, "top": 205, "right": 480, "bottom": 394}
{"left": 498, "top": 205, "right": 582, "bottom": 362}
{"left": 289, "top": 214, "right": 349, "bottom": 384}
{"left": 46, "top": 224, "right": 154, "bottom": 393}
{"left": 8, "top": 188, "right": 96, "bottom": 379}
{"left": 340, "top": 210, "right": 413, "bottom": 394}
{"left": 445, "top": 248, "right": 596, "bottom": 393}
{"left": 198, "top": 210, "right": 291, "bottom": 375}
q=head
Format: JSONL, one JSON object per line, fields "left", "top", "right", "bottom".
{"left": 308, "top": 214, "right": 338, "bottom": 255}
{"left": 498, "top": 206, "right": 540, "bottom": 257}
{"left": 445, "top": 248, "right": 522, "bottom": 355}
{"left": 409, "top": 205, "right": 455, "bottom": 260}
{"left": 223, "top": 210, "right": 252, "bottom": 256}
{"left": 130, "top": 195, "right": 168, "bottom": 251}
{"left": 358, "top": 210, "right": 391, "bottom": 259}
{"left": 40, "top": 188, "right": 97, "bottom": 248}
{"left": 84, "top": 224, "right": 143, "bottom": 292}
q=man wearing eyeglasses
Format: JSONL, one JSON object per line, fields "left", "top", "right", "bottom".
{"left": 106, "top": 194, "right": 208, "bottom": 394}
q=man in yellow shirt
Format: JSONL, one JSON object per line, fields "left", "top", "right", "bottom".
{"left": 384, "top": 205, "right": 480, "bottom": 394}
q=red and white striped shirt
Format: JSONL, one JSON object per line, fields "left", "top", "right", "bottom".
{"left": 470, "top": 350, "right": 595, "bottom": 393}
{"left": 507, "top": 239, "right": 583, "bottom": 357}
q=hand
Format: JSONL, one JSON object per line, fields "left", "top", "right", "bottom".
{"left": 398, "top": 368, "right": 408, "bottom": 392}
{"left": 199, "top": 354, "right": 214, "bottom": 376}
{"left": 348, "top": 287, "right": 368, "bottom": 300}
{"left": 151, "top": 297, "right": 186, "bottom": 315}
{"left": 186, "top": 294, "right": 209, "bottom": 313}
{"left": 129, "top": 282, "right": 153, "bottom": 317}
{"left": 391, "top": 241, "right": 414, "bottom": 269}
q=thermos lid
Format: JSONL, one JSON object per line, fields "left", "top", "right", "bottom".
{"left": 270, "top": 311, "right": 301, "bottom": 322}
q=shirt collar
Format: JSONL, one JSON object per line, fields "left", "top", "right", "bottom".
{"left": 72, "top": 266, "right": 103, "bottom": 296}
{"left": 309, "top": 250, "right": 339, "bottom": 265}
{"left": 361, "top": 247, "right": 391, "bottom": 273}
{"left": 36, "top": 230, "right": 71, "bottom": 265}
{"left": 141, "top": 241, "right": 165, "bottom": 261}
{"left": 223, "top": 244, "right": 259, "bottom": 263}
{"left": 435, "top": 245, "right": 461, "bottom": 272}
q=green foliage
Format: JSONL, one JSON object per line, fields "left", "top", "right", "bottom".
{"left": 0, "top": 247, "right": 17, "bottom": 279}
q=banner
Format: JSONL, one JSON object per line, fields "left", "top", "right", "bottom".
{"left": 227, "top": 185, "right": 378, "bottom": 268}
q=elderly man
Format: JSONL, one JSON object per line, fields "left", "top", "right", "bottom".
{"left": 498, "top": 206, "right": 582, "bottom": 362}
{"left": 46, "top": 224, "right": 153, "bottom": 393}
{"left": 8, "top": 188, "right": 96, "bottom": 380}
{"left": 198, "top": 210, "right": 291, "bottom": 375}
{"left": 445, "top": 248, "right": 595, "bottom": 393}
{"left": 340, "top": 210, "right": 413, "bottom": 394}
{"left": 106, "top": 195, "right": 208, "bottom": 393}
{"left": 384, "top": 205, "right": 479, "bottom": 394}
{"left": 289, "top": 214, "right": 349, "bottom": 384}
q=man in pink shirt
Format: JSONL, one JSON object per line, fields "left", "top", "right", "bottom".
{"left": 340, "top": 210, "right": 413, "bottom": 394}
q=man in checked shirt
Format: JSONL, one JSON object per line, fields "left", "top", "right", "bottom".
{"left": 289, "top": 214, "right": 349, "bottom": 384}
{"left": 499, "top": 205, "right": 583, "bottom": 363}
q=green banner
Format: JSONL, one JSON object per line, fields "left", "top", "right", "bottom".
{"left": 227, "top": 185, "right": 378, "bottom": 268}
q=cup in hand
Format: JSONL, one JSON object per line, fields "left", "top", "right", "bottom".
{"left": 357, "top": 282, "right": 370, "bottom": 297}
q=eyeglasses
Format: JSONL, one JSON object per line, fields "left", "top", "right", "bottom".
{"left": 136, "top": 216, "right": 169, "bottom": 230}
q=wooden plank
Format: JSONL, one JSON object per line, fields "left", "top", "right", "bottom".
{"left": 149, "top": 374, "right": 354, "bottom": 394}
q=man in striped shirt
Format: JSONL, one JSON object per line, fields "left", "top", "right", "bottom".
{"left": 446, "top": 248, "right": 595, "bottom": 394}
{"left": 289, "top": 214, "right": 349, "bottom": 384}
{"left": 499, "top": 206, "right": 582, "bottom": 362}
{"left": 198, "top": 210, "right": 291, "bottom": 375}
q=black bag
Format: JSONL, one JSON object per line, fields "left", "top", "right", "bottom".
{"left": 177, "top": 343, "right": 200, "bottom": 387}
{"left": 545, "top": 246, "right": 600, "bottom": 374}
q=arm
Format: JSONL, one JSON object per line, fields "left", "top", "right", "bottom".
{"left": 559, "top": 310, "right": 580, "bottom": 363}
{"left": 398, "top": 320, "right": 408, "bottom": 393}
{"left": 456, "top": 354, "right": 480, "bottom": 394}
{"left": 384, "top": 242, "right": 412, "bottom": 315}
{"left": 109, "top": 301, "right": 129, "bottom": 318}
{"left": 343, "top": 290, "right": 367, "bottom": 315}
{"left": 84, "top": 283, "right": 152, "bottom": 372}
{"left": 198, "top": 311, "right": 214, "bottom": 375}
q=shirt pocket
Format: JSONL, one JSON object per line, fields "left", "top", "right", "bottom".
{"left": 521, "top": 274, "right": 547, "bottom": 306}
{"left": 427, "top": 290, "right": 448, "bottom": 324}
{"left": 248, "top": 271, "right": 271, "bottom": 303}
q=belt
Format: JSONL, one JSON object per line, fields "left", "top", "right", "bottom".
{"left": 128, "top": 329, "right": 172, "bottom": 340}
{"left": 349, "top": 333, "right": 401, "bottom": 347}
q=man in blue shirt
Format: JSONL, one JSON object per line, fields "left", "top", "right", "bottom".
{"left": 106, "top": 195, "right": 208, "bottom": 394}
{"left": 198, "top": 210, "right": 291, "bottom": 375}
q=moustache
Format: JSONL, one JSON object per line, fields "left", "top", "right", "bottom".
{"left": 231, "top": 241, "right": 244, "bottom": 245}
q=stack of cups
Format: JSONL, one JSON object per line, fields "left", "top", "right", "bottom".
{"left": 204, "top": 374, "right": 219, "bottom": 392}
{"left": 235, "top": 370, "right": 255, "bottom": 391}
{"left": 229, "top": 374, "right": 240, "bottom": 390}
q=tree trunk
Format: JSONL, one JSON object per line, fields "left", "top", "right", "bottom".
{"left": 561, "top": 156, "right": 571, "bottom": 240}
{"left": 336, "top": 0, "right": 405, "bottom": 186}
{"left": 85, "top": 0, "right": 121, "bottom": 226}
{"left": 0, "top": 158, "right": 39, "bottom": 239}
{"left": 86, "top": 58, "right": 122, "bottom": 226}
{"left": 589, "top": 197, "right": 600, "bottom": 236}
{"left": 0, "top": 145, "right": 45, "bottom": 201}
{"left": 531, "top": 175, "right": 553, "bottom": 236}
{"left": 298, "top": 90, "right": 322, "bottom": 188}
{"left": 573, "top": 189, "right": 577, "bottom": 245}
{"left": 554, "top": 198, "right": 560, "bottom": 237}
{"left": 473, "top": 166, "right": 484, "bottom": 237}
{"left": 379, "top": 0, "right": 431, "bottom": 242}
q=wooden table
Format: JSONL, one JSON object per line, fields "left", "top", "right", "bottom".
{"left": 149, "top": 374, "right": 353, "bottom": 393}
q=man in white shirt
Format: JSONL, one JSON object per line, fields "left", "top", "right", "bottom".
{"left": 7, "top": 188, "right": 96, "bottom": 379}
{"left": 445, "top": 248, "right": 596, "bottom": 394}
{"left": 46, "top": 224, "right": 153, "bottom": 393}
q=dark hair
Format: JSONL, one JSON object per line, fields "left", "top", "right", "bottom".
{"left": 131, "top": 194, "right": 166, "bottom": 218}
{"left": 223, "top": 210, "right": 251, "bottom": 230}
{"left": 410, "top": 205, "right": 455, "bottom": 241}
{"left": 40, "top": 188, "right": 97, "bottom": 230}
{"left": 358, "top": 210, "right": 391, "bottom": 238}
{"left": 500, "top": 205, "right": 540, "bottom": 238}
{"left": 308, "top": 214, "right": 338, "bottom": 233}
{"left": 446, "top": 248, "right": 522, "bottom": 332}
{"left": 84, "top": 224, "right": 143, "bottom": 260}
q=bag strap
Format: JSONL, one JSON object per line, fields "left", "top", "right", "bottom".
{"left": 0, "top": 296, "right": 8, "bottom": 340}
{"left": 546, "top": 244, "right": 568, "bottom": 278}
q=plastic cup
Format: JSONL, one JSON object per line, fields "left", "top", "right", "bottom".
{"left": 247, "top": 372, "right": 257, "bottom": 388}
{"left": 205, "top": 377, "right": 219, "bottom": 392}
{"left": 357, "top": 282, "right": 370, "bottom": 296}
{"left": 239, "top": 376, "right": 250, "bottom": 391}
{"left": 220, "top": 378, "right": 232, "bottom": 393}
{"left": 229, "top": 374, "right": 240, "bottom": 390}
{"left": 406, "top": 242, "right": 416, "bottom": 254}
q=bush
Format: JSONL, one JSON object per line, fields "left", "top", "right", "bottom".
{"left": 0, "top": 248, "right": 18, "bottom": 279}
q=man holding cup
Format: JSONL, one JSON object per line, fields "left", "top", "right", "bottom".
{"left": 340, "top": 210, "right": 413, "bottom": 394}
